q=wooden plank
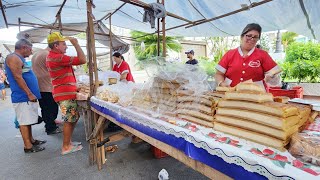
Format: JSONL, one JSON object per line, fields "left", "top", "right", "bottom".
{"left": 0, "top": 0, "right": 8, "bottom": 28}
{"left": 100, "top": 127, "right": 106, "bottom": 165}
{"left": 91, "top": 107, "right": 232, "bottom": 180}
{"left": 93, "top": 111, "right": 102, "bottom": 170}
{"left": 109, "top": 15, "right": 113, "bottom": 69}
{"left": 89, "top": 116, "right": 106, "bottom": 139}
{"left": 161, "top": 0, "right": 166, "bottom": 57}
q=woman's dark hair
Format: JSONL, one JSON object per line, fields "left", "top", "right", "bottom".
{"left": 112, "top": 52, "right": 121, "bottom": 58}
{"left": 241, "top": 23, "right": 262, "bottom": 38}
{"left": 112, "top": 52, "right": 125, "bottom": 61}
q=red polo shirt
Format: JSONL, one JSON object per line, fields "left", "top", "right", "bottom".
{"left": 112, "top": 60, "right": 135, "bottom": 82}
{"left": 216, "top": 47, "right": 279, "bottom": 88}
{"left": 46, "top": 51, "right": 81, "bottom": 102}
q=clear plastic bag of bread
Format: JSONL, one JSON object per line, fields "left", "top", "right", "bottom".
{"left": 133, "top": 57, "right": 211, "bottom": 115}
{"left": 289, "top": 133, "right": 320, "bottom": 166}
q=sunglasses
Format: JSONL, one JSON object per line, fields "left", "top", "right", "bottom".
{"left": 245, "top": 34, "right": 260, "bottom": 41}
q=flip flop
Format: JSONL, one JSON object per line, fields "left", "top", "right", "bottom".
{"left": 71, "top": 141, "right": 82, "bottom": 146}
{"left": 32, "top": 139, "right": 47, "bottom": 145}
{"left": 61, "top": 145, "right": 83, "bottom": 155}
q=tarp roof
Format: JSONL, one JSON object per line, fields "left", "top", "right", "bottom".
{"left": 16, "top": 22, "right": 130, "bottom": 54}
{"left": 1, "top": 0, "right": 319, "bottom": 39}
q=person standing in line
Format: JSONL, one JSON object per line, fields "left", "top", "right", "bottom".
{"left": 46, "top": 32, "right": 86, "bottom": 155}
{"left": 32, "top": 47, "right": 62, "bottom": 135}
{"left": 5, "top": 39, "right": 46, "bottom": 153}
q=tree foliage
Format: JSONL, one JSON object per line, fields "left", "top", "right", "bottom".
{"left": 282, "top": 42, "right": 320, "bottom": 82}
{"left": 281, "top": 31, "right": 298, "bottom": 50}
{"left": 130, "top": 30, "right": 182, "bottom": 61}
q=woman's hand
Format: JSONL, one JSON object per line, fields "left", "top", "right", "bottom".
{"left": 218, "top": 81, "right": 229, "bottom": 87}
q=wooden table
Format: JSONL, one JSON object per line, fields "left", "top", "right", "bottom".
{"left": 90, "top": 106, "right": 232, "bottom": 180}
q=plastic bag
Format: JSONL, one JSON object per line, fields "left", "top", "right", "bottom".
{"left": 289, "top": 133, "right": 320, "bottom": 166}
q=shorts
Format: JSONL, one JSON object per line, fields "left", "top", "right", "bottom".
{"left": 58, "top": 99, "right": 80, "bottom": 123}
{"left": 0, "top": 83, "right": 4, "bottom": 90}
{"left": 13, "top": 101, "right": 39, "bottom": 125}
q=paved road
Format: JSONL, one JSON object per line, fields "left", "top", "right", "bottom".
{"left": 0, "top": 88, "right": 208, "bottom": 180}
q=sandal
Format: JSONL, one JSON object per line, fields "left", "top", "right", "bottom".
{"left": 71, "top": 141, "right": 82, "bottom": 146}
{"left": 105, "top": 145, "right": 118, "bottom": 153}
{"left": 61, "top": 145, "right": 83, "bottom": 155}
{"left": 24, "top": 146, "right": 45, "bottom": 153}
{"left": 32, "top": 139, "right": 47, "bottom": 146}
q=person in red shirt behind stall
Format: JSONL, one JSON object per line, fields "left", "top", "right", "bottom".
{"left": 112, "top": 52, "right": 135, "bottom": 82}
{"left": 214, "top": 23, "right": 281, "bottom": 90}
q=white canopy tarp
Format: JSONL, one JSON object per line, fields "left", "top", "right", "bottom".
{"left": 1, "top": 0, "right": 319, "bottom": 39}
{"left": 16, "top": 22, "right": 130, "bottom": 54}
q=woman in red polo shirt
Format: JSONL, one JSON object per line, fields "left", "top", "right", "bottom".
{"left": 214, "top": 23, "right": 281, "bottom": 90}
{"left": 112, "top": 52, "right": 135, "bottom": 82}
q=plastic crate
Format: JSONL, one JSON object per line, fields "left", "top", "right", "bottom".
{"left": 268, "top": 86, "right": 303, "bottom": 99}
{"left": 151, "top": 146, "right": 168, "bottom": 159}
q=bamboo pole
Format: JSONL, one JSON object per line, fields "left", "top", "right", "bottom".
{"left": 18, "top": 18, "right": 21, "bottom": 32}
{"left": 101, "top": 2, "right": 126, "bottom": 21}
{"left": 161, "top": 0, "right": 166, "bottom": 57}
{"left": 109, "top": 15, "right": 113, "bottom": 69}
{"left": 0, "top": 0, "right": 8, "bottom": 28}
{"left": 87, "top": 0, "right": 99, "bottom": 96}
{"left": 58, "top": 14, "right": 62, "bottom": 32}
{"left": 157, "top": 0, "right": 160, "bottom": 57}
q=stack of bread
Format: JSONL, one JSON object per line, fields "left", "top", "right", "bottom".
{"left": 131, "top": 77, "right": 185, "bottom": 114}
{"left": 131, "top": 89, "right": 153, "bottom": 110}
{"left": 77, "top": 82, "right": 90, "bottom": 95}
{"left": 149, "top": 77, "right": 184, "bottom": 113}
{"left": 96, "top": 89, "right": 119, "bottom": 103}
{"left": 288, "top": 103, "right": 312, "bottom": 131}
{"left": 176, "top": 91, "right": 220, "bottom": 127}
{"left": 214, "top": 82, "right": 301, "bottom": 151}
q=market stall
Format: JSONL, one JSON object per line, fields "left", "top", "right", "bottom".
{"left": 86, "top": 62, "right": 320, "bottom": 179}
{"left": 1, "top": 0, "right": 320, "bottom": 178}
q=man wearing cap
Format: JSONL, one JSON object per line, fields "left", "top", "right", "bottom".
{"left": 185, "top": 50, "right": 198, "bottom": 65}
{"left": 46, "top": 32, "right": 86, "bottom": 155}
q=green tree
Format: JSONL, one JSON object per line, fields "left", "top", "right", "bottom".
{"left": 130, "top": 30, "right": 182, "bottom": 61}
{"left": 281, "top": 31, "right": 298, "bottom": 50}
{"left": 205, "top": 36, "right": 238, "bottom": 63}
{"left": 283, "top": 42, "right": 320, "bottom": 82}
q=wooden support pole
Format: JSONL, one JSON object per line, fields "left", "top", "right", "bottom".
{"left": 0, "top": 0, "right": 8, "bottom": 28}
{"left": 3, "top": 44, "right": 12, "bottom": 53}
{"left": 100, "top": 2, "right": 126, "bottom": 21}
{"left": 58, "top": 14, "right": 62, "bottom": 32}
{"left": 18, "top": 18, "right": 21, "bottom": 32}
{"left": 161, "top": 0, "right": 166, "bottom": 57}
{"left": 109, "top": 14, "right": 113, "bottom": 69}
{"left": 157, "top": 0, "right": 160, "bottom": 57}
{"left": 86, "top": 0, "right": 99, "bottom": 96}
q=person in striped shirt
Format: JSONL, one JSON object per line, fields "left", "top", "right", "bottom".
{"left": 46, "top": 32, "right": 86, "bottom": 155}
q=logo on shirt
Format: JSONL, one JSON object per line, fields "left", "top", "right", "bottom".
{"left": 248, "top": 60, "right": 261, "bottom": 68}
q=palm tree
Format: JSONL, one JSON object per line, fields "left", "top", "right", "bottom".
{"left": 281, "top": 31, "right": 298, "bottom": 51}
{"left": 130, "top": 30, "right": 182, "bottom": 61}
